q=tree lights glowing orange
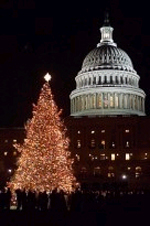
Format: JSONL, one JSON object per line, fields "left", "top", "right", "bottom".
{"left": 9, "top": 76, "right": 77, "bottom": 193}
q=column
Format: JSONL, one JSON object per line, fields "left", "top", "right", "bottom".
{"left": 101, "top": 75, "right": 104, "bottom": 84}
{"left": 112, "top": 75, "right": 115, "bottom": 84}
{"left": 101, "top": 93, "right": 104, "bottom": 109}
{"left": 96, "top": 75, "right": 99, "bottom": 85}
{"left": 107, "top": 75, "right": 110, "bottom": 84}
{"left": 119, "top": 93, "right": 122, "bottom": 109}
{"left": 118, "top": 75, "right": 121, "bottom": 85}
{"left": 75, "top": 97, "right": 77, "bottom": 112}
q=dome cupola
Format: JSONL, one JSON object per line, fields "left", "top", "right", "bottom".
{"left": 70, "top": 16, "right": 146, "bottom": 116}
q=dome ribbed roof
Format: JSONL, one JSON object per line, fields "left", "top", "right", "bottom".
{"left": 79, "top": 21, "right": 135, "bottom": 74}
{"left": 80, "top": 45, "right": 135, "bottom": 74}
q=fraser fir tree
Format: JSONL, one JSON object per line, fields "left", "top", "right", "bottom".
{"left": 9, "top": 74, "right": 77, "bottom": 193}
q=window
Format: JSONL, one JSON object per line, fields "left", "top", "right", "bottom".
{"left": 99, "top": 140, "right": 105, "bottom": 149}
{"left": 111, "top": 154, "right": 115, "bottom": 161}
{"left": 4, "top": 152, "right": 8, "bottom": 156}
{"left": 76, "top": 140, "right": 81, "bottom": 148}
{"left": 125, "top": 153, "right": 130, "bottom": 160}
{"left": 80, "top": 167, "right": 87, "bottom": 173}
{"left": 75, "top": 154, "right": 80, "bottom": 161}
{"left": 135, "top": 166, "right": 142, "bottom": 178}
{"left": 125, "top": 129, "right": 130, "bottom": 133}
{"left": 101, "top": 130, "right": 105, "bottom": 133}
{"left": 91, "top": 130, "right": 95, "bottom": 134}
{"left": 135, "top": 166, "right": 142, "bottom": 171}
{"left": 108, "top": 172, "right": 115, "bottom": 178}
{"left": 144, "top": 153, "right": 148, "bottom": 159}
{"left": 89, "top": 153, "right": 94, "bottom": 161}
{"left": 125, "top": 141, "right": 130, "bottom": 148}
{"left": 108, "top": 167, "right": 115, "bottom": 177}
{"left": 90, "top": 139, "right": 96, "bottom": 148}
{"left": 77, "top": 131, "right": 81, "bottom": 134}
{"left": 100, "top": 154, "right": 105, "bottom": 160}
{"left": 13, "top": 151, "right": 17, "bottom": 156}
{"left": 80, "top": 167, "right": 87, "bottom": 178}
{"left": 94, "top": 167, "right": 101, "bottom": 176}
{"left": 111, "top": 142, "right": 115, "bottom": 148}
{"left": 108, "top": 166, "right": 114, "bottom": 170}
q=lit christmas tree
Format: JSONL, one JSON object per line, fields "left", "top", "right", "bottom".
{"left": 9, "top": 73, "right": 77, "bottom": 193}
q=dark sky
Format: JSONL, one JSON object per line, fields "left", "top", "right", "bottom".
{"left": 0, "top": 0, "right": 150, "bottom": 127}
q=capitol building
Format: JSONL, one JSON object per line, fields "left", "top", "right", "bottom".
{"left": 70, "top": 17, "right": 145, "bottom": 117}
{"left": 0, "top": 16, "right": 150, "bottom": 190}
{"left": 65, "top": 16, "right": 150, "bottom": 190}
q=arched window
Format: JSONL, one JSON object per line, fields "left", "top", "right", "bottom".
{"left": 85, "top": 78, "right": 87, "bottom": 86}
{"left": 135, "top": 166, "right": 142, "bottom": 178}
{"left": 115, "top": 76, "right": 119, "bottom": 84}
{"left": 121, "top": 76, "right": 123, "bottom": 84}
{"left": 93, "top": 76, "right": 96, "bottom": 85}
{"left": 89, "top": 77, "right": 91, "bottom": 85}
{"left": 99, "top": 140, "right": 105, "bottom": 149}
{"left": 90, "top": 139, "right": 96, "bottom": 148}
{"left": 110, "top": 76, "right": 113, "bottom": 84}
{"left": 81, "top": 167, "right": 87, "bottom": 173}
{"left": 98, "top": 76, "right": 101, "bottom": 85}
{"left": 76, "top": 140, "right": 81, "bottom": 149}
{"left": 108, "top": 166, "right": 115, "bottom": 177}
{"left": 93, "top": 166, "right": 101, "bottom": 176}
{"left": 104, "top": 75, "right": 107, "bottom": 84}
{"left": 108, "top": 166, "right": 114, "bottom": 171}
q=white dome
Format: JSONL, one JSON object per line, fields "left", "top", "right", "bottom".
{"left": 70, "top": 21, "right": 146, "bottom": 117}
{"left": 81, "top": 45, "right": 135, "bottom": 74}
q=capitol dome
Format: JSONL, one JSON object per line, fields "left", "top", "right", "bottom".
{"left": 70, "top": 18, "right": 146, "bottom": 116}
{"left": 81, "top": 45, "right": 134, "bottom": 74}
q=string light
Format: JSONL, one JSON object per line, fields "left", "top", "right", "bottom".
{"left": 8, "top": 81, "right": 78, "bottom": 193}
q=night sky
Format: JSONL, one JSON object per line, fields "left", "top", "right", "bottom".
{"left": 0, "top": 0, "right": 150, "bottom": 127}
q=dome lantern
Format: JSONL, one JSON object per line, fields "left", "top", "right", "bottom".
{"left": 97, "top": 13, "right": 116, "bottom": 47}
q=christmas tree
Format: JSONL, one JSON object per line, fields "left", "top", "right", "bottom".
{"left": 9, "top": 73, "right": 77, "bottom": 193}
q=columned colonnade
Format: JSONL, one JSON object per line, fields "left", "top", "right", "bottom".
{"left": 71, "top": 92, "right": 145, "bottom": 114}
{"left": 76, "top": 70, "right": 139, "bottom": 88}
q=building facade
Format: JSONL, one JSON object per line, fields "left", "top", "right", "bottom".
{"left": 0, "top": 17, "right": 150, "bottom": 191}
{"left": 0, "top": 128, "right": 24, "bottom": 188}
{"left": 65, "top": 116, "right": 150, "bottom": 190}
{"left": 65, "top": 17, "right": 150, "bottom": 190}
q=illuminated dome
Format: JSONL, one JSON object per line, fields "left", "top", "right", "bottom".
{"left": 81, "top": 45, "right": 135, "bottom": 74}
{"left": 70, "top": 16, "right": 146, "bottom": 116}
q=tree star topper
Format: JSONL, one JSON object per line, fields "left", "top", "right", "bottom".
{"left": 44, "top": 73, "right": 51, "bottom": 82}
